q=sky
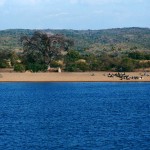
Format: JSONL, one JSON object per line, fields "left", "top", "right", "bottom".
{"left": 0, "top": 0, "right": 150, "bottom": 30}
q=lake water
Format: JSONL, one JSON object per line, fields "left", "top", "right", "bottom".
{"left": 0, "top": 82, "right": 150, "bottom": 150}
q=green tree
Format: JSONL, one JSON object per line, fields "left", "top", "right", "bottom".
{"left": 26, "top": 63, "right": 47, "bottom": 72}
{"left": 128, "top": 51, "right": 144, "bottom": 60}
{"left": 117, "top": 58, "right": 135, "bottom": 72}
{"left": 0, "top": 50, "right": 11, "bottom": 68}
{"left": 10, "top": 51, "right": 19, "bottom": 66}
{"left": 65, "top": 50, "right": 80, "bottom": 63}
{"left": 14, "top": 64, "right": 25, "bottom": 72}
{"left": 65, "top": 63, "right": 77, "bottom": 72}
{"left": 21, "top": 31, "right": 73, "bottom": 71}
{"left": 64, "top": 50, "right": 82, "bottom": 71}
{"left": 76, "top": 61, "right": 89, "bottom": 72}
{"left": 99, "top": 54, "right": 117, "bottom": 71}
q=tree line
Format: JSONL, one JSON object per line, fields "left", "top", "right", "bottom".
{"left": 1, "top": 28, "right": 150, "bottom": 53}
{"left": 0, "top": 31, "right": 150, "bottom": 72}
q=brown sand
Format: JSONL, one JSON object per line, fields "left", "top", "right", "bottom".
{"left": 0, "top": 72, "right": 150, "bottom": 82}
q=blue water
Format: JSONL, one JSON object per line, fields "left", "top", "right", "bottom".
{"left": 0, "top": 82, "right": 150, "bottom": 150}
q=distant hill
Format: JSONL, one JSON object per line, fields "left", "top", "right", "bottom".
{"left": 0, "top": 27, "right": 150, "bottom": 54}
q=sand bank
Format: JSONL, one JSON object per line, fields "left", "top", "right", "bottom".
{"left": 0, "top": 72, "right": 150, "bottom": 82}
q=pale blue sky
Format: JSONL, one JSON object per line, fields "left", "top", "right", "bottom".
{"left": 0, "top": 0, "right": 150, "bottom": 30}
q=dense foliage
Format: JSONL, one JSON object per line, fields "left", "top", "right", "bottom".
{"left": 20, "top": 31, "right": 73, "bottom": 72}
{"left": 1, "top": 28, "right": 150, "bottom": 72}
{"left": 1, "top": 27, "right": 150, "bottom": 53}
{"left": 0, "top": 50, "right": 11, "bottom": 68}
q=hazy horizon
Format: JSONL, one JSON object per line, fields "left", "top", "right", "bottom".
{"left": 0, "top": 26, "right": 150, "bottom": 31}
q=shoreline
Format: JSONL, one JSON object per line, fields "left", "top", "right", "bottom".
{"left": 0, "top": 72, "right": 150, "bottom": 82}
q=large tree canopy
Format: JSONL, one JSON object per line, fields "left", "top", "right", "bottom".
{"left": 21, "top": 31, "right": 73, "bottom": 66}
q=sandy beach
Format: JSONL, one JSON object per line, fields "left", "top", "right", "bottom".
{"left": 0, "top": 72, "right": 150, "bottom": 82}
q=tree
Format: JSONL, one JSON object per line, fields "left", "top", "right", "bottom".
{"left": 0, "top": 50, "right": 11, "bottom": 68}
{"left": 14, "top": 64, "right": 25, "bottom": 72}
{"left": 65, "top": 50, "right": 80, "bottom": 63}
{"left": 128, "top": 51, "right": 144, "bottom": 60}
{"left": 76, "top": 61, "right": 89, "bottom": 72}
{"left": 10, "top": 51, "right": 19, "bottom": 66}
{"left": 117, "top": 58, "right": 135, "bottom": 72}
{"left": 26, "top": 63, "right": 47, "bottom": 72}
{"left": 21, "top": 31, "right": 73, "bottom": 68}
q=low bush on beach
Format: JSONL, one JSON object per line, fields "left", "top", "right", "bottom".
{"left": 14, "top": 64, "right": 25, "bottom": 72}
{"left": 25, "top": 63, "right": 47, "bottom": 72}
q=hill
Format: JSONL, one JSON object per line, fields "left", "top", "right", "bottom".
{"left": 0, "top": 27, "right": 150, "bottom": 54}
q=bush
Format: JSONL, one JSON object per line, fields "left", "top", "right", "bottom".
{"left": 116, "top": 58, "right": 135, "bottom": 72}
{"left": 50, "top": 61, "right": 63, "bottom": 68}
{"left": 26, "top": 63, "right": 47, "bottom": 72}
{"left": 65, "top": 62, "right": 89, "bottom": 72}
{"left": 65, "top": 63, "right": 77, "bottom": 72}
{"left": 14, "top": 64, "right": 25, "bottom": 72}
{"left": 76, "top": 62, "right": 89, "bottom": 72}
{"left": 65, "top": 50, "right": 80, "bottom": 63}
{"left": 0, "top": 60, "right": 10, "bottom": 68}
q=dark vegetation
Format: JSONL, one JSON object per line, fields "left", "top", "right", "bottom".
{"left": 0, "top": 27, "right": 150, "bottom": 72}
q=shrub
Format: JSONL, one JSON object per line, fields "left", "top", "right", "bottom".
{"left": 65, "top": 63, "right": 77, "bottom": 72}
{"left": 65, "top": 62, "right": 89, "bottom": 72}
{"left": 26, "top": 63, "right": 47, "bottom": 72}
{"left": 14, "top": 64, "right": 25, "bottom": 72}
{"left": 0, "top": 60, "right": 10, "bottom": 68}
{"left": 116, "top": 58, "right": 135, "bottom": 72}
{"left": 50, "top": 61, "right": 63, "bottom": 68}
{"left": 76, "top": 62, "right": 89, "bottom": 72}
